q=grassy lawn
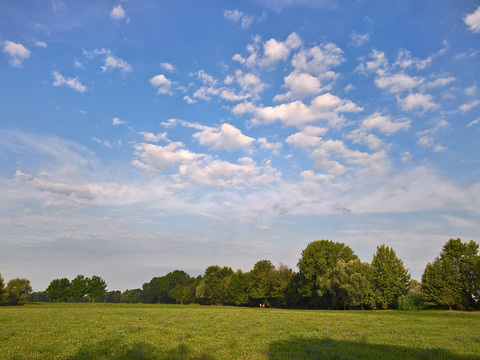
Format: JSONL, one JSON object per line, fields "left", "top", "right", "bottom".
{"left": 0, "top": 303, "right": 479, "bottom": 359}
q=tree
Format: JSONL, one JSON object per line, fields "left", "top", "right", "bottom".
{"left": 297, "top": 240, "right": 358, "bottom": 308}
{"left": 86, "top": 275, "right": 107, "bottom": 302}
{"left": 371, "top": 245, "right": 410, "bottom": 310}
{"left": 46, "top": 278, "right": 71, "bottom": 303}
{"left": 421, "top": 238, "right": 479, "bottom": 310}
{"left": 248, "top": 260, "right": 277, "bottom": 306}
{"left": 6, "top": 278, "right": 32, "bottom": 305}
{"left": 202, "top": 265, "right": 234, "bottom": 305}
{"left": 0, "top": 274, "right": 6, "bottom": 305}
{"left": 229, "top": 270, "right": 250, "bottom": 306}
{"left": 70, "top": 275, "right": 88, "bottom": 302}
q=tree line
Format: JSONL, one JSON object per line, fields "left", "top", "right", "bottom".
{"left": 2, "top": 238, "right": 479, "bottom": 310}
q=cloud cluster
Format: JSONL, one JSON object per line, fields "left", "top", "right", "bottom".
{"left": 3, "top": 41, "right": 30, "bottom": 67}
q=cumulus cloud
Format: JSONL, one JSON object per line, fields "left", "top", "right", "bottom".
{"left": 375, "top": 73, "right": 424, "bottom": 93}
{"left": 356, "top": 49, "right": 387, "bottom": 74}
{"left": 35, "top": 41, "right": 47, "bottom": 48}
{"left": 286, "top": 126, "right": 327, "bottom": 149}
{"left": 465, "top": 6, "right": 480, "bottom": 34}
{"left": 133, "top": 142, "right": 201, "bottom": 172}
{"left": 394, "top": 49, "right": 431, "bottom": 70}
{"left": 291, "top": 43, "right": 344, "bottom": 75}
{"left": 238, "top": 93, "right": 363, "bottom": 128}
{"left": 150, "top": 74, "right": 172, "bottom": 94}
{"left": 102, "top": 55, "right": 132, "bottom": 72}
{"left": 398, "top": 93, "right": 438, "bottom": 112}
{"left": 346, "top": 129, "right": 383, "bottom": 150}
{"left": 52, "top": 71, "right": 87, "bottom": 93}
{"left": 160, "top": 62, "right": 175, "bottom": 72}
{"left": 349, "top": 32, "right": 370, "bottom": 47}
{"left": 426, "top": 77, "right": 455, "bottom": 88}
{"left": 110, "top": 5, "right": 126, "bottom": 20}
{"left": 112, "top": 117, "right": 126, "bottom": 126}
{"left": 416, "top": 120, "right": 448, "bottom": 150}
{"left": 2, "top": 41, "right": 30, "bottom": 67}
{"left": 257, "top": 138, "right": 283, "bottom": 154}
{"left": 360, "top": 112, "right": 411, "bottom": 134}
{"left": 274, "top": 71, "right": 326, "bottom": 101}
{"left": 224, "top": 9, "right": 255, "bottom": 29}
{"left": 193, "top": 123, "right": 255, "bottom": 153}
{"left": 233, "top": 32, "right": 301, "bottom": 68}
{"left": 139, "top": 132, "right": 169, "bottom": 143}
{"left": 460, "top": 100, "right": 480, "bottom": 112}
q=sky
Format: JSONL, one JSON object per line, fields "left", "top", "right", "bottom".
{"left": 1, "top": 0, "right": 479, "bottom": 292}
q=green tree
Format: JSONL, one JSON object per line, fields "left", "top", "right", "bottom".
{"left": 202, "top": 265, "right": 234, "bottom": 305}
{"left": 229, "top": 270, "right": 250, "bottom": 306}
{"left": 371, "top": 245, "right": 411, "bottom": 310}
{"left": 6, "top": 278, "right": 32, "bottom": 305}
{"left": 297, "top": 240, "right": 358, "bottom": 308}
{"left": 0, "top": 274, "right": 6, "bottom": 305}
{"left": 86, "top": 275, "right": 107, "bottom": 302}
{"left": 46, "top": 278, "right": 71, "bottom": 303}
{"left": 271, "top": 263, "right": 295, "bottom": 308}
{"left": 121, "top": 289, "right": 142, "bottom": 303}
{"left": 70, "top": 275, "right": 88, "bottom": 302}
{"left": 421, "top": 238, "right": 479, "bottom": 310}
{"left": 248, "top": 260, "right": 277, "bottom": 306}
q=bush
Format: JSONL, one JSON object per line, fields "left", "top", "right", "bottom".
{"left": 397, "top": 294, "right": 424, "bottom": 310}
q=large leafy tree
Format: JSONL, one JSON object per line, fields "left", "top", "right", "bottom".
{"left": 421, "top": 238, "right": 479, "bottom": 310}
{"left": 229, "top": 270, "right": 250, "bottom": 306}
{"left": 248, "top": 260, "right": 277, "bottom": 306}
{"left": 70, "top": 275, "right": 88, "bottom": 302}
{"left": 46, "top": 278, "right": 71, "bottom": 303}
{"left": 0, "top": 274, "right": 6, "bottom": 304}
{"left": 202, "top": 265, "right": 234, "bottom": 305}
{"left": 6, "top": 278, "right": 32, "bottom": 305}
{"left": 86, "top": 275, "right": 107, "bottom": 302}
{"left": 371, "top": 245, "right": 411, "bottom": 309}
{"left": 297, "top": 240, "right": 358, "bottom": 307}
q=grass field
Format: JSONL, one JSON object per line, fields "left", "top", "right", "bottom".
{"left": 1, "top": 303, "right": 479, "bottom": 360}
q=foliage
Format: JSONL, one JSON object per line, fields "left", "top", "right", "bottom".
{"left": 371, "top": 245, "right": 411, "bottom": 309}
{"left": 201, "top": 265, "right": 234, "bottom": 305}
{"left": 46, "top": 278, "right": 71, "bottom": 302}
{"left": 0, "top": 273, "right": 6, "bottom": 305}
{"left": 86, "top": 275, "right": 107, "bottom": 302}
{"left": 70, "top": 275, "right": 88, "bottom": 302}
{"left": 297, "top": 240, "right": 358, "bottom": 307}
{"left": 421, "top": 238, "right": 480, "bottom": 310}
{"left": 397, "top": 294, "right": 424, "bottom": 310}
{"left": 5, "top": 278, "right": 32, "bottom": 305}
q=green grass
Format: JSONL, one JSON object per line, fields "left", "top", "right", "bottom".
{"left": 1, "top": 303, "right": 479, "bottom": 359}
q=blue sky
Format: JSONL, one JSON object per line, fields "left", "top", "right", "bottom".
{"left": 1, "top": 0, "right": 479, "bottom": 291}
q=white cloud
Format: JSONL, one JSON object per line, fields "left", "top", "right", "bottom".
{"left": 467, "top": 119, "right": 479, "bottom": 127}
{"left": 224, "top": 9, "right": 255, "bottom": 29}
{"left": 356, "top": 49, "right": 387, "bottom": 74}
{"left": 193, "top": 123, "right": 255, "bottom": 153}
{"left": 291, "top": 43, "right": 344, "bottom": 75}
{"left": 110, "top": 5, "right": 126, "bottom": 20}
{"left": 426, "top": 77, "right": 455, "bottom": 88}
{"left": 460, "top": 100, "right": 480, "bottom": 112}
{"left": 375, "top": 73, "right": 423, "bottom": 93}
{"left": 398, "top": 93, "right": 438, "bottom": 112}
{"left": 349, "top": 32, "right": 369, "bottom": 47}
{"left": 160, "top": 62, "right": 175, "bottom": 72}
{"left": 241, "top": 93, "right": 363, "bottom": 128}
{"left": 361, "top": 112, "right": 411, "bottom": 134}
{"left": 464, "top": 6, "right": 480, "bottom": 34}
{"left": 133, "top": 142, "right": 201, "bottom": 172}
{"left": 35, "top": 41, "right": 47, "bottom": 48}
{"left": 394, "top": 49, "right": 431, "bottom": 70}
{"left": 150, "top": 74, "right": 172, "bottom": 95}
{"left": 346, "top": 129, "right": 383, "bottom": 150}
{"left": 286, "top": 126, "right": 327, "bottom": 149}
{"left": 416, "top": 120, "right": 448, "bottom": 149}
{"left": 2, "top": 41, "right": 30, "bottom": 67}
{"left": 112, "top": 117, "right": 126, "bottom": 126}
{"left": 183, "top": 95, "right": 197, "bottom": 104}
{"left": 101, "top": 55, "right": 132, "bottom": 72}
{"left": 274, "top": 71, "right": 325, "bottom": 101}
{"left": 257, "top": 138, "right": 282, "bottom": 154}
{"left": 401, "top": 151, "right": 411, "bottom": 163}
{"left": 52, "top": 71, "right": 87, "bottom": 93}
{"left": 465, "top": 85, "right": 477, "bottom": 95}
{"left": 233, "top": 33, "right": 301, "bottom": 68}
{"left": 139, "top": 132, "right": 169, "bottom": 143}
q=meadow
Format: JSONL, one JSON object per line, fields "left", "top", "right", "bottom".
{"left": 1, "top": 303, "right": 479, "bottom": 360}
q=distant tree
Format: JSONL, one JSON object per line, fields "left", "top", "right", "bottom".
{"left": 70, "top": 275, "right": 88, "bottom": 302}
{"left": 29, "top": 291, "right": 49, "bottom": 302}
{"left": 297, "top": 240, "right": 358, "bottom": 307}
{"left": 229, "top": 270, "right": 250, "bottom": 306}
{"left": 248, "top": 260, "right": 277, "bottom": 306}
{"left": 371, "top": 245, "right": 411, "bottom": 310}
{"left": 421, "top": 238, "right": 479, "bottom": 310}
{"left": 6, "top": 278, "right": 32, "bottom": 305}
{"left": 121, "top": 289, "right": 142, "bottom": 303}
{"left": 0, "top": 274, "right": 6, "bottom": 305}
{"left": 202, "top": 265, "right": 234, "bottom": 305}
{"left": 271, "top": 263, "right": 295, "bottom": 308}
{"left": 46, "top": 278, "right": 71, "bottom": 303}
{"left": 86, "top": 275, "right": 107, "bottom": 302}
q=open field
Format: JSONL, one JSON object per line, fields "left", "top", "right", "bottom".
{"left": 1, "top": 304, "right": 479, "bottom": 360}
